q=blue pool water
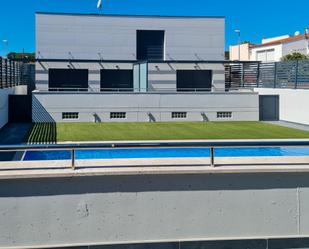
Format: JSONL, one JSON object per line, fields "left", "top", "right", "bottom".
{"left": 23, "top": 147, "right": 309, "bottom": 161}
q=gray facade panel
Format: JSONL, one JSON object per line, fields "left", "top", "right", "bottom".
{"left": 35, "top": 62, "right": 225, "bottom": 91}
{"left": 36, "top": 13, "right": 225, "bottom": 61}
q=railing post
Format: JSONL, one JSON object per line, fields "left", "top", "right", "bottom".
{"left": 71, "top": 148, "right": 75, "bottom": 170}
{"left": 295, "top": 60, "right": 299, "bottom": 89}
{"left": 241, "top": 63, "right": 245, "bottom": 87}
{"left": 5, "top": 59, "right": 8, "bottom": 88}
{"left": 210, "top": 147, "right": 215, "bottom": 167}
{"left": 12, "top": 61, "right": 15, "bottom": 87}
{"left": 0, "top": 57, "right": 2, "bottom": 89}
{"left": 9, "top": 60, "right": 12, "bottom": 87}
{"left": 274, "top": 62, "right": 277, "bottom": 88}
{"left": 256, "top": 62, "right": 260, "bottom": 88}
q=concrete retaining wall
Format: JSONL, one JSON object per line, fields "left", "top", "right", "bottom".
{"left": 1, "top": 172, "right": 309, "bottom": 248}
{"left": 32, "top": 92, "right": 259, "bottom": 123}
{"left": 255, "top": 88, "right": 309, "bottom": 125}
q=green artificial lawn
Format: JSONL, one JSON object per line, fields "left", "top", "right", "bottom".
{"left": 25, "top": 121, "right": 309, "bottom": 143}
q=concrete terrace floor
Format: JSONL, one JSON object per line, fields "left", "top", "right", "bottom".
{"left": 267, "top": 121, "right": 309, "bottom": 132}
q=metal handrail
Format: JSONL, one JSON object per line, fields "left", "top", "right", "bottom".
{"left": 1, "top": 140, "right": 309, "bottom": 169}
{"left": 36, "top": 87, "right": 256, "bottom": 93}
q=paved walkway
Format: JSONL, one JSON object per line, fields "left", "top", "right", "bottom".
{"left": 266, "top": 121, "right": 309, "bottom": 132}
{"left": 0, "top": 123, "right": 32, "bottom": 161}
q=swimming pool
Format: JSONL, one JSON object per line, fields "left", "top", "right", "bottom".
{"left": 23, "top": 147, "right": 309, "bottom": 161}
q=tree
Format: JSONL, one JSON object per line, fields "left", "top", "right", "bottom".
{"left": 281, "top": 52, "right": 308, "bottom": 61}
{"left": 225, "top": 51, "right": 229, "bottom": 60}
{"left": 7, "top": 52, "right": 35, "bottom": 62}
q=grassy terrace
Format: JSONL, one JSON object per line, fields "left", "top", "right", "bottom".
{"left": 25, "top": 122, "right": 309, "bottom": 143}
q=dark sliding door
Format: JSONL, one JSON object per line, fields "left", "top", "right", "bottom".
{"left": 176, "top": 70, "right": 212, "bottom": 92}
{"left": 48, "top": 69, "right": 88, "bottom": 91}
{"left": 100, "top": 69, "right": 133, "bottom": 91}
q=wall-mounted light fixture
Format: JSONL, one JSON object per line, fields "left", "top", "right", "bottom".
{"left": 68, "top": 52, "right": 74, "bottom": 60}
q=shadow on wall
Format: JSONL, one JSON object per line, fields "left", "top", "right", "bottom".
{"left": 28, "top": 96, "right": 57, "bottom": 143}
{"left": 32, "top": 95, "right": 56, "bottom": 123}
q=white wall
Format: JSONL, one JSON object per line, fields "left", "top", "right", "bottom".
{"left": 250, "top": 44, "right": 282, "bottom": 62}
{"left": 229, "top": 43, "right": 250, "bottom": 61}
{"left": 282, "top": 38, "right": 309, "bottom": 57}
{"left": 36, "top": 13, "right": 225, "bottom": 61}
{"left": 0, "top": 88, "right": 15, "bottom": 129}
{"left": 255, "top": 88, "right": 309, "bottom": 125}
{"left": 250, "top": 37, "right": 309, "bottom": 62}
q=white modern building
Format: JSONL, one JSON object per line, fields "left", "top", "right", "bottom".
{"left": 230, "top": 33, "right": 309, "bottom": 62}
{"left": 33, "top": 12, "right": 260, "bottom": 123}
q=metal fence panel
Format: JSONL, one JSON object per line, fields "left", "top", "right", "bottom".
{"left": 0, "top": 57, "right": 27, "bottom": 89}
{"left": 297, "top": 60, "right": 309, "bottom": 89}
{"left": 225, "top": 60, "right": 309, "bottom": 90}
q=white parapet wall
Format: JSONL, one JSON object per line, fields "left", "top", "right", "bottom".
{"left": 32, "top": 92, "right": 259, "bottom": 123}
{"left": 255, "top": 88, "right": 309, "bottom": 125}
{"left": 1, "top": 171, "right": 309, "bottom": 248}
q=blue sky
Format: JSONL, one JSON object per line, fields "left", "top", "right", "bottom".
{"left": 0, "top": 0, "right": 308, "bottom": 56}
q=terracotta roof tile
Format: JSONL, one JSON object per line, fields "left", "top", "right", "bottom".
{"left": 252, "top": 34, "right": 308, "bottom": 48}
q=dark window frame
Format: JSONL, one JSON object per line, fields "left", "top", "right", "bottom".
{"left": 48, "top": 68, "right": 89, "bottom": 91}
{"left": 172, "top": 112, "right": 187, "bottom": 119}
{"left": 62, "top": 112, "right": 79, "bottom": 120}
{"left": 100, "top": 69, "right": 133, "bottom": 92}
{"left": 136, "top": 30, "right": 165, "bottom": 61}
{"left": 110, "top": 112, "right": 126, "bottom": 119}
{"left": 217, "top": 112, "right": 232, "bottom": 119}
{"left": 176, "top": 70, "right": 213, "bottom": 92}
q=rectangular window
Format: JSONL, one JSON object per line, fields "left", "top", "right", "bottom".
{"left": 62, "top": 112, "right": 79, "bottom": 120}
{"left": 217, "top": 112, "right": 232, "bottom": 119}
{"left": 49, "top": 69, "right": 88, "bottom": 91}
{"left": 256, "top": 49, "right": 275, "bottom": 62}
{"left": 110, "top": 112, "right": 126, "bottom": 119}
{"left": 172, "top": 112, "right": 187, "bottom": 119}
{"left": 176, "top": 70, "right": 212, "bottom": 92}
{"left": 100, "top": 69, "right": 133, "bottom": 92}
{"left": 137, "top": 30, "right": 165, "bottom": 60}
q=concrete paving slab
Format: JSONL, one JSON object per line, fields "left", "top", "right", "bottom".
{"left": 0, "top": 156, "right": 308, "bottom": 179}
{"left": 266, "top": 121, "right": 309, "bottom": 132}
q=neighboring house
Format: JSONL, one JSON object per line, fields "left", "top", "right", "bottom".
{"left": 229, "top": 43, "right": 253, "bottom": 61}
{"left": 230, "top": 33, "right": 309, "bottom": 62}
{"left": 33, "top": 12, "right": 260, "bottom": 123}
